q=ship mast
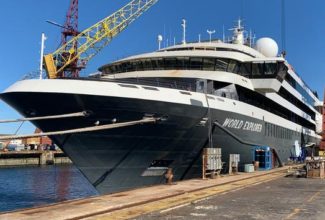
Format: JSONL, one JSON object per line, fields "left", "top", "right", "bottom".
{"left": 231, "top": 19, "right": 245, "bottom": 45}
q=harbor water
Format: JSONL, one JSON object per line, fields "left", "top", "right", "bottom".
{"left": 0, "top": 165, "right": 98, "bottom": 213}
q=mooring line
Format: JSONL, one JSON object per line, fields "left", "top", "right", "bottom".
{"left": 0, "top": 117, "right": 158, "bottom": 140}
{"left": 0, "top": 111, "right": 88, "bottom": 123}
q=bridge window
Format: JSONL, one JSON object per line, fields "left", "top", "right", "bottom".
{"left": 238, "top": 62, "right": 251, "bottom": 77}
{"left": 265, "top": 62, "right": 277, "bottom": 75}
{"left": 252, "top": 62, "right": 264, "bottom": 77}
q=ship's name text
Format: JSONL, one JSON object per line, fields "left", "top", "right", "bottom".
{"left": 222, "top": 118, "right": 262, "bottom": 133}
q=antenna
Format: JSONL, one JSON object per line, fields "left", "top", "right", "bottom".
{"left": 207, "top": 29, "right": 216, "bottom": 43}
{"left": 237, "top": 18, "right": 242, "bottom": 30}
{"left": 181, "top": 19, "right": 186, "bottom": 45}
{"left": 199, "top": 34, "right": 201, "bottom": 43}
{"left": 249, "top": 29, "right": 252, "bottom": 47}
{"left": 157, "top": 34, "right": 163, "bottom": 50}
{"left": 174, "top": 37, "right": 176, "bottom": 46}
{"left": 253, "top": 33, "right": 256, "bottom": 45}
{"left": 223, "top": 25, "right": 225, "bottom": 42}
{"left": 39, "top": 33, "right": 47, "bottom": 80}
{"left": 163, "top": 24, "right": 166, "bottom": 48}
{"left": 281, "top": 0, "right": 286, "bottom": 52}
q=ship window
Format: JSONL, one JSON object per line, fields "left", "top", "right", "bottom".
{"left": 175, "top": 57, "right": 188, "bottom": 69}
{"left": 252, "top": 63, "right": 264, "bottom": 77}
{"left": 196, "top": 79, "right": 206, "bottom": 93}
{"left": 227, "top": 60, "right": 238, "bottom": 73}
{"left": 277, "top": 62, "right": 287, "bottom": 79}
{"left": 215, "top": 59, "right": 228, "bottom": 71}
{"left": 118, "top": 84, "right": 139, "bottom": 89}
{"left": 134, "top": 60, "right": 144, "bottom": 71}
{"left": 202, "top": 58, "right": 215, "bottom": 71}
{"left": 265, "top": 123, "right": 268, "bottom": 136}
{"left": 142, "top": 86, "right": 159, "bottom": 91}
{"left": 143, "top": 59, "right": 153, "bottom": 71}
{"left": 156, "top": 58, "right": 165, "bottom": 70}
{"left": 237, "top": 84, "right": 316, "bottom": 130}
{"left": 182, "top": 57, "right": 190, "bottom": 69}
{"left": 239, "top": 62, "right": 252, "bottom": 77}
{"left": 164, "top": 58, "right": 177, "bottom": 70}
{"left": 180, "top": 91, "right": 192, "bottom": 95}
{"left": 265, "top": 62, "right": 277, "bottom": 76}
{"left": 190, "top": 57, "right": 203, "bottom": 70}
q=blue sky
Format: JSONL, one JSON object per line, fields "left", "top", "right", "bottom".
{"left": 0, "top": 0, "right": 324, "bottom": 134}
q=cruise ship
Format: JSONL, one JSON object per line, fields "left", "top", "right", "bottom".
{"left": 1, "top": 21, "right": 323, "bottom": 194}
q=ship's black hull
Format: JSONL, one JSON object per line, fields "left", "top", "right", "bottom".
{"left": 1, "top": 91, "right": 317, "bottom": 194}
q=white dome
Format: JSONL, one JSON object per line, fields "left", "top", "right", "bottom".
{"left": 255, "top": 38, "right": 279, "bottom": 57}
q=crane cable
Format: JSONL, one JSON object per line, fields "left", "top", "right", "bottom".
{"left": 0, "top": 117, "right": 158, "bottom": 140}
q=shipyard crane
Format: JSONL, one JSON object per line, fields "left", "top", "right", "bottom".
{"left": 46, "top": 0, "right": 79, "bottom": 77}
{"left": 44, "top": 0, "right": 158, "bottom": 79}
{"left": 60, "top": 0, "right": 79, "bottom": 77}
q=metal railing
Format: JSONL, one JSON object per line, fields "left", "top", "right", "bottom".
{"left": 20, "top": 70, "right": 198, "bottom": 92}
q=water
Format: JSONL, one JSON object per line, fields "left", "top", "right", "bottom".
{"left": 0, "top": 165, "right": 98, "bottom": 213}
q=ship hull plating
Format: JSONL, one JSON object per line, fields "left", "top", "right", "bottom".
{"left": 1, "top": 91, "right": 314, "bottom": 194}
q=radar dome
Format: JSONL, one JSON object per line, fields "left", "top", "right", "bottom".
{"left": 255, "top": 38, "right": 279, "bottom": 57}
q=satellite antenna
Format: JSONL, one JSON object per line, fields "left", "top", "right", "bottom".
{"left": 157, "top": 34, "right": 163, "bottom": 50}
{"left": 181, "top": 19, "right": 186, "bottom": 45}
{"left": 207, "top": 29, "right": 216, "bottom": 43}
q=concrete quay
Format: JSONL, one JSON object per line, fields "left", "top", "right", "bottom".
{"left": 0, "top": 165, "right": 303, "bottom": 220}
{"left": 0, "top": 151, "right": 72, "bottom": 166}
{"left": 139, "top": 175, "right": 325, "bottom": 220}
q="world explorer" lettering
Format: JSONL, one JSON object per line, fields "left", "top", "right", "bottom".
{"left": 222, "top": 118, "right": 263, "bottom": 133}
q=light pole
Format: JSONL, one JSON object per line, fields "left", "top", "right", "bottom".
{"left": 207, "top": 29, "right": 216, "bottom": 43}
{"left": 157, "top": 35, "right": 163, "bottom": 50}
{"left": 181, "top": 19, "right": 186, "bottom": 45}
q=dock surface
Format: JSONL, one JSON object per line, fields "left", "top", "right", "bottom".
{"left": 0, "top": 165, "right": 301, "bottom": 220}
{"left": 138, "top": 176, "right": 325, "bottom": 220}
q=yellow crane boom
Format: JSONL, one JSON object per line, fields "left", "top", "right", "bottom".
{"left": 44, "top": 0, "right": 158, "bottom": 79}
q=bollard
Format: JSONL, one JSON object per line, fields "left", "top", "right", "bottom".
{"left": 165, "top": 168, "right": 173, "bottom": 185}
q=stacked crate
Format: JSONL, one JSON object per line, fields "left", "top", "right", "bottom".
{"left": 202, "top": 148, "right": 222, "bottom": 179}
{"left": 252, "top": 146, "right": 272, "bottom": 170}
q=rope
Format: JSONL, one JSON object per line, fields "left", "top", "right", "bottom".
{"left": 0, "top": 111, "right": 88, "bottom": 123}
{"left": 0, "top": 117, "right": 157, "bottom": 140}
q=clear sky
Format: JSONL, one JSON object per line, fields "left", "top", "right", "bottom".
{"left": 0, "top": 0, "right": 324, "bottom": 134}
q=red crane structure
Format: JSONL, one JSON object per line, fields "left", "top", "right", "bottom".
{"left": 60, "top": 0, "right": 80, "bottom": 78}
